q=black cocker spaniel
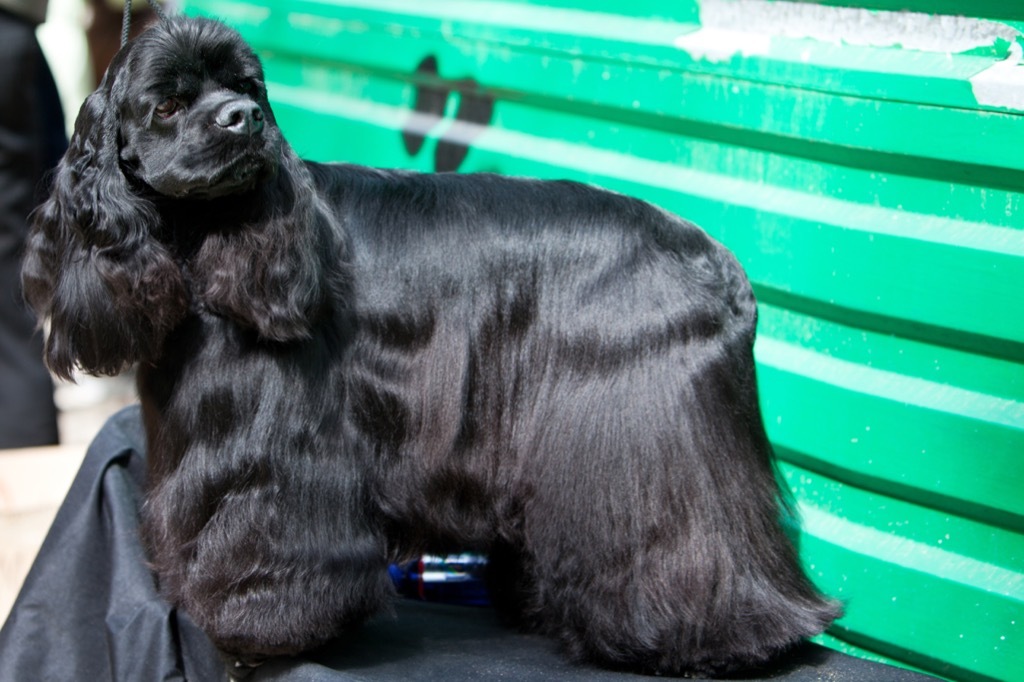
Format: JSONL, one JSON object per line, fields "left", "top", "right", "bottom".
{"left": 22, "top": 16, "right": 839, "bottom": 678}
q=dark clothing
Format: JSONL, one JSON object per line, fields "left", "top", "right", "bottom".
{"left": 0, "top": 7, "right": 64, "bottom": 448}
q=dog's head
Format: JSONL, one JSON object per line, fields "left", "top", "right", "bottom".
{"left": 113, "top": 17, "right": 282, "bottom": 199}
{"left": 23, "top": 17, "right": 337, "bottom": 379}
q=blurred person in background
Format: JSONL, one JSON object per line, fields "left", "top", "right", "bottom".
{"left": 0, "top": 0, "right": 65, "bottom": 448}
{"left": 86, "top": 0, "right": 159, "bottom": 85}
{"left": 0, "top": 0, "right": 158, "bottom": 450}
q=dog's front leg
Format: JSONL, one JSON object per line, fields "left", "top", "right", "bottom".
{"left": 138, "top": 317, "right": 394, "bottom": 663}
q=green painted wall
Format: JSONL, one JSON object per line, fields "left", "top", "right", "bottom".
{"left": 180, "top": 1, "right": 1024, "bottom": 679}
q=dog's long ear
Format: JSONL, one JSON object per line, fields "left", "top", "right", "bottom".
{"left": 21, "top": 53, "right": 188, "bottom": 381}
{"left": 192, "top": 150, "right": 339, "bottom": 342}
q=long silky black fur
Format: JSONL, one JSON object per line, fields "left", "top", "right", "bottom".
{"left": 22, "top": 16, "right": 840, "bottom": 677}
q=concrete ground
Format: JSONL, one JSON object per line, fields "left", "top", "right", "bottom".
{"left": 0, "top": 374, "right": 136, "bottom": 623}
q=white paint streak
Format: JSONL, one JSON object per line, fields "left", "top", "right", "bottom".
{"left": 799, "top": 502, "right": 1024, "bottom": 601}
{"left": 694, "top": 0, "right": 1020, "bottom": 54}
{"left": 970, "top": 42, "right": 1024, "bottom": 111}
{"left": 756, "top": 337, "right": 1024, "bottom": 430}
{"left": 673, "top": 28, "right": 771, "bottom": 63}
{"left": 287, "top": 13, "right": 350, "bottom": 37}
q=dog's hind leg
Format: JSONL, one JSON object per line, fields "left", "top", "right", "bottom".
{"left": 518, "top": 342, "right": 840, "bottom": 676}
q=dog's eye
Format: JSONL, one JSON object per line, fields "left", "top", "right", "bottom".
{"left": 154, "top": 98, "right": 181, "bottom": 119}
{"left": 238, "top": 80, "right": 261, "bottom": 96}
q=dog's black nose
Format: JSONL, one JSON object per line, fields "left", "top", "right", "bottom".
{"left": 215, "top": 100, "right": 265, "bottom": 136}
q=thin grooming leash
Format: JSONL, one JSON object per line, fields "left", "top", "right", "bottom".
{"left": 121, "top": 0, "right": 170, "bottom": 48}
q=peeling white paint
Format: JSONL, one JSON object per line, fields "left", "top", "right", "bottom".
{"left": 970, "top": 42, "right": 1024, "bottom": 111}
{"left": 673, "top": 28, "right": 771, "bottom": 63}
{"left": 692, "top": 0, "right": 1020, "bottom": 54}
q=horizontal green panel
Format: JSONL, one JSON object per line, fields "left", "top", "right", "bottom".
{"left": 759, "top": 336, "right": 1024, "bottom": 527}
{"left": 438, "top": 0, "right": 702, "bottom": 21}
{"left": 784, "top": 462, "right": 1023, "bottom": 681}
{"left": 756, "top": 305, "right": 1024, "bottom": 414}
